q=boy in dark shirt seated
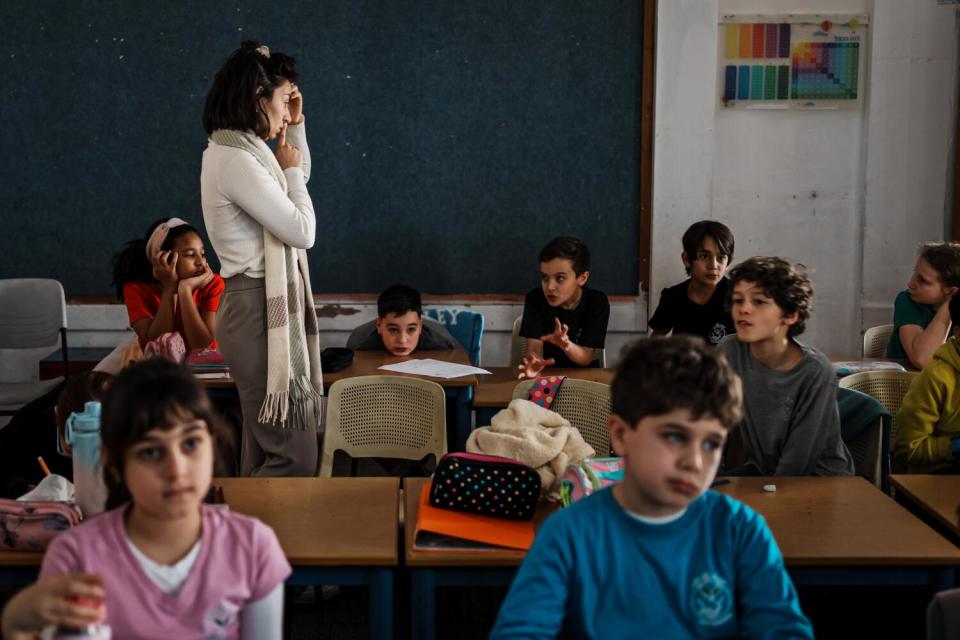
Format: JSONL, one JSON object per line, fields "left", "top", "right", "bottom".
{"left": 650, "top": 220, "right": 735, "bottom": 345}
{"left": 347, "top": 284, "right": 458, "bottom": 356}
{"left": 518, "top": 236, "right": 610, "bottom": 378}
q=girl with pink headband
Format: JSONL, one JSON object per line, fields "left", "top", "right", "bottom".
{"left": 111, "top": 218, "right": 224, "bottom": 352}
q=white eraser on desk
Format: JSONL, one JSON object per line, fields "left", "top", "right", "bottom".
{"left": 762, "top": 484, "right": 777, "bottom": 493}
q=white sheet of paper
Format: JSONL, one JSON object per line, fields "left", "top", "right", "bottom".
{"left": 377, "top": 358, "right": 491, "bottom": 379}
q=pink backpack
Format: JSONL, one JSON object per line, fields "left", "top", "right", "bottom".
{"left": 0, "top": 500, "right": 83, "bottom": 551}
{"left": 143, "top": 332, "right": 187, "bottom": 362}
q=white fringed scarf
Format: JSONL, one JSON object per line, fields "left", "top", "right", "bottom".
{"left": 210, "top": 129, "right": 324, "bottom": 430}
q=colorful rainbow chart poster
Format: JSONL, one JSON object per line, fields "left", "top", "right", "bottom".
{"left": 718, "top": 14, "right": 868, "bottom": 109}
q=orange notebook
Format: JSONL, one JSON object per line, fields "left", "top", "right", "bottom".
{"left": 413, "top": 483, "right": 536, "bottom": 552}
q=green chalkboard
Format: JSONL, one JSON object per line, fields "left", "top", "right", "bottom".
{"left": 0, "top": 1, "right": 643, "bottom": 295}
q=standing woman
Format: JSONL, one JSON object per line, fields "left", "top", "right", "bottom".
{"left": 201, "top": 41, "right": 323, "bottom": 476}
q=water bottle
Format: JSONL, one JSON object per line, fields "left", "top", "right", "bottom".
{"left": 52, "top": 596, "right": 111, "bottom": 639}
{"left": 52, "top": 623, "right": 112, "bottom": 639}
{"left": 66, "top": 402, "right": 108, "bottom": 518}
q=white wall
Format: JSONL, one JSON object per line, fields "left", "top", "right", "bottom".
{"left": 654, "top": 0, "right": 958, "bottom": 356}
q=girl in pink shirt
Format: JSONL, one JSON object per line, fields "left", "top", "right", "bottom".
{"left": 1, "top": 359, "right": 290, "bottom": 639}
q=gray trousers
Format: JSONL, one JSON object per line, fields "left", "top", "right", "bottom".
{"left": 217, "top": 275, "right": 318, "bottom": 476}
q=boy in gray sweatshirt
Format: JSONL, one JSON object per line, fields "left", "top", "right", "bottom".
{"left": 718, "top": 257, "right": 853, "bottom": 476}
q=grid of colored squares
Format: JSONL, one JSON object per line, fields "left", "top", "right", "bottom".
{"left": 725, "top": 23, "right": 791, "bottom": 60}
{"left": 723, "top": 64, "right": 790, "bottom": 100}
{"left": 791, "top": 42, "right": 859, "bottom": 100}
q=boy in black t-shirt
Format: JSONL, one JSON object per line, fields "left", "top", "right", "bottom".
{"left": 649, "top": 221, "right": 735, "bottom": 345}
{"left": 519, "top": 236, "right": 610, "bottom": 378}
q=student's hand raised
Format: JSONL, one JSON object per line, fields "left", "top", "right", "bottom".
{"left": 178, "top": 266, "right": 215, "bottom": 294}
{"left": 1, "top": 573, "right": 105, "bottom": 637}
{"left": 288, "top": 83, "right": 304, "bottom": 125}
{"left": 540, "top": 318, "right": 571, "bottom": 352}
{"left": 151, "top": 250, "right": 179, "bottom": 290}
{"left": 274, "top": 125, "right": 302, "bottom": 170}
{"left": 517, "top": 353, "right": 556, "bottom": 379}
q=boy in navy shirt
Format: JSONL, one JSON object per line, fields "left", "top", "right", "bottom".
{"left": 518, "top": 236, "right": 610, "bottom": 378}
{"left": 650, "top": 220, "right": 735, "bottom": 345}
{"left": 492, "top": 336, "right": 812, "bottom": 639}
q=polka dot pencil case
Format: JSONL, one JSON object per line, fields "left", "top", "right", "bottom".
{"left": 429, "top": 453, "right": 541, "bottom": 521}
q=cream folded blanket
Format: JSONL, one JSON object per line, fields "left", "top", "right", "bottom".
{"left": 467, "top": 399, "right": 596, "bottom": 500}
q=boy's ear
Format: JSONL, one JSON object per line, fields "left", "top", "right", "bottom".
{"left": 781, "top": 309, "right": 800, "bottom": 327}
{"left": 608, "top": 414, "right": 629, "bottom": 457}
{"left": 945, "top": 286, "right": 958, "bottom": 297}
{"left": 577, "top": 270, "right": 590, "bottom": 287}
{"left": 375, "top": 317, "right": 384, "bottom": 335}
{"left": 681, "top": 251, "right": 692, "bottom": 269}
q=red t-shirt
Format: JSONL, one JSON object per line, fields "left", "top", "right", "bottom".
{"left": 123, "top": 275, "right": 225, "bottom": 349}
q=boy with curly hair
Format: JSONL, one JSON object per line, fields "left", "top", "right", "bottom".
{"left": 718, "top": 257, "right": 854, "bottom": 476}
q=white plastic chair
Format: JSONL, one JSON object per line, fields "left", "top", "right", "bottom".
{"left": 512, "top": 378, "right": 612, "bottom": 456}
{"left": 838, "top": 370, "right": 919, "bottom": 445}
{"left": 318, "top": 375, "right": 447, "bottom": 477}
{"left": 862, "top": 324, "right": 895, "bottom": 358}
{"left": 0, "top": 279, "right": 68, "bottom": 416}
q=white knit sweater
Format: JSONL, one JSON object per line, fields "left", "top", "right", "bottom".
{"left": 200, "top": 121, "right": 315, "bottom": 278}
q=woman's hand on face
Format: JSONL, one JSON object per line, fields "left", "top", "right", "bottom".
{"left": 151, "top": 251, "right": 179, "bottom": 290}
{"left": 178, "top": 266, "right": 215, "bottom": 294}
{"left": 1, "top": 573, "right": 105, "bottom": 636}
{"left": 274, "top": 126, "right": 303, "bottom": 170}
{"left": 288, "top": 83, "right": 303, "bottom": 125}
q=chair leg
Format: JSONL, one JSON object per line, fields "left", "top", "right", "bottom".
{"left": 61, "top": 327, "right": 70, "bottom": 380}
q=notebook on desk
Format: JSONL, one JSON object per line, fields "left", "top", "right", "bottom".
{"left": 412, "top": 483, "right": 535, "bottom": 552}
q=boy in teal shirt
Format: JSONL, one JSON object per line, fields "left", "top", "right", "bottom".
{"left": 491, "top": 336, "right": 812, "bottom": 639}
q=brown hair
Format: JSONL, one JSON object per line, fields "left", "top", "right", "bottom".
{"left": 728, "top": 256, "right": 813, "bottom": 338}
{"left": 99, "top": 359, "right": 233, "bottom": 510}
{"left": 918, "top": 242, "right": 960, "bottom": 288}
{"left": 612, "top": 336, "right": 742, "bottom": 430}
{"left": 681, "top": 220, "right": 735, "bottom": 275}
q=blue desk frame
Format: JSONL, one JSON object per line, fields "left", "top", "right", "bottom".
{"left": 0, "top": 565, "right": 394, "bottom": 640}
{"left": 408, "top": 564, "right": 957, "bottom": 640}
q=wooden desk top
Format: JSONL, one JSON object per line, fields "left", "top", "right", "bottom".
{"left": 890, "top": 475, "right": 960, "bottom": 540}
{"left": 202, "top": 348, "right": 479, "bottom": 390}
{"left": 403, "top": 477, "right": 560, "bottom": 567}
{"left": 714, "top": 477, "right": 960, "bottom": 566}
{"left": 403, "top": 476, "right": 960, "bottom": 568}
{"left": 219, "top": 477, "right": 399, "bottom": 566}
{"left": 472, "top": 367, "right": 615, "bottom": 409}
{"left": 0, "top": 478, "right": 399, "bottom": 569}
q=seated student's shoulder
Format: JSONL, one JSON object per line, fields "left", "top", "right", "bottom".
{"left": 716, "top": 334, "right": 744, "bottom": 360}
{"left": 893, "top": 289, "right": 932, "bottom": 322}
{"left": 795, "top": 344, "right": 837, "bottom": 385}
{"left": 346, "top": 319, "right": 379, "bottom": 350}
{"left": 420, "top": 318, "right": 460, "bottom": 350}
{"left": 581, "top": 287, "right": 610, "bottom": 311}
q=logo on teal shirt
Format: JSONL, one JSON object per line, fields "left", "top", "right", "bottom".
{"left": 691, "top": 572, "right": 733, "bottom": 626}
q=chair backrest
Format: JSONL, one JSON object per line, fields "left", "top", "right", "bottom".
{"left": 512, "top": 378, "right": 612, "bottom": 455}
{"left": 510, "top": 315, "right": 606, "bottom": 367}
{"left": 862, "top": 324, "right": 895, "bottom": 358}
{"left": 928, "top": 588, "right": 960, "bottom": 640}
{"left": 510, "top": 316, "right": 528, "bottom": 367}
{"left": 838, "top": 370, "right": 919, "bottom": 442}
{"left": 843, "top": 415, "right": 884, "bottom": 488}
{"left": 422, "top": 309, "right": 484, "bottom": 366}
{"left": 0, "top": 279, "right": 66, "bottom": 350}
{"left": 319, "top": 375, "right": 447, "bottom": 477}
